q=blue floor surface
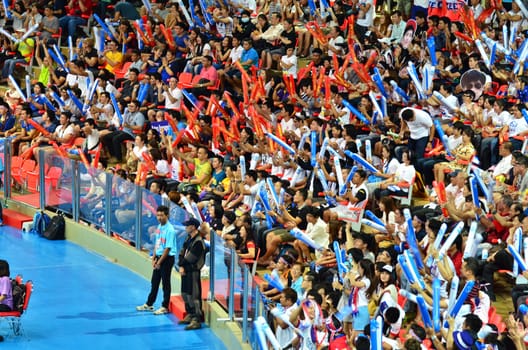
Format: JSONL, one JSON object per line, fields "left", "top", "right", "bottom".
{"left": 0, "top": 226, "right": 228, "bottom": 350}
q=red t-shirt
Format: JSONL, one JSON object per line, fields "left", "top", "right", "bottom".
{"left": 67, "top": 0, "right": 93, "bottom": 17}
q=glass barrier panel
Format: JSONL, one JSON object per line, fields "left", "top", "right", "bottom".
{"left": 9, "top": 143, "right": 43, "bottom": 208}
{"left": 212, "top": 236, "right": 230, "bottom": 311}
{"left": 108, "top": 174, "right": 138, "bottom": 245}
{"left": 139, "top": 187, "right": 164, "bottom": 252}
{"left": 248, "top": 275, "right": 267, "bottom": 349}
{"left": 79, "top": 166, "right": 108, "bottom": 229}
{"left": 168, "top": 202, "right": 191, "bottom": 254}
{"left": 43, "top": 154, "right": 73, "bottom": 215}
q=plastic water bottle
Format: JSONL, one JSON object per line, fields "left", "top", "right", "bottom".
{"left": 481, "top": 249, "right": 489, "bottom": 260}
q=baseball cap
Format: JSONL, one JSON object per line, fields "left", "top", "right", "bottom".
{"left": 183, "top": 218, "right": 201, "bottom": 227}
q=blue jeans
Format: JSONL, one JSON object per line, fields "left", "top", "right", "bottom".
{"left": 480, "top": 137, "right": 498, "bottom": 169}
{"left": 1, "top": 58, "right": 26, "bottom": 78}
{"left": 59, "top": 15, "right": 87, "bottom": 38}
{"left": 409, "top": 136, "right": 429, "bottom": 164}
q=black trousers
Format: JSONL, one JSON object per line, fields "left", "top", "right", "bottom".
{"left": 146, "top": 255, "right": 175, "bottom": 308}
{"left": 0, "top": 304, "right": 11, "bottom": 311}
{"left": 181, "top": 269, "right": 202, "bottom": 322}
{"left": 101, "top": 131, "right": 134, "bottom": 160}
{"left": 481, "top": 249, "right": 513, "bottom": 299}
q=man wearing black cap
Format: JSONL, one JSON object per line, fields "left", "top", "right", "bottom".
{"left": 136, "top": 205, "right": 177, "bottom": 315}
{"left": 177, "top": 217, "right": 206, "bottom": 330}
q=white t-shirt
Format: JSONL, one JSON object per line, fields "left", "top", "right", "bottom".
{"left": 493, "top": 154, "right": 512, "bottom": 178}
{"left": 507, "top": 116, "right": 528, "bottom": 138}
{"left": 275, "top": 305, "right": 297, "bottom": 348}
{"left": 356, "top": 276, "right": 371, "bottom": 306}
{"left": 400, "top": 107, "right": 433, "bottom": 140}
{"left": 440, "top": 94, "right": 460, "bottom": 119}
{"left": 281, "top": 54, "right": 298, "bottom": 78}
{"left": 492, "top": 110, "right": 512, "bottom": 128}
{"left": 163, "top": 87, "right": 182, "bottom": 110}
{"left": 356, "top": 0, "right": 374, "bottom": 27}
{"left": 229, "top": 45, "right": 244, "bottom": 63}
{"left": 132, "top": 145, "right": 147, "bottom": 162}
{"left": 393, "top": 164, "right": 416, "bottom": 193}
{"left": 281, "top": 117, "right": 295, "bottom": 133}
{"left": 328, "top": 36, "right": 345, "bottom": 57}
{"left": 85, "top": 129, "right": 100, "bottom": 151}
{"left": 305, "top": 218, "right": 328, "bottom": 256}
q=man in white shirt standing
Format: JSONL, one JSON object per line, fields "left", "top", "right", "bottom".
{"left": 399, "top": 107, "right": 434, "bottom": 162}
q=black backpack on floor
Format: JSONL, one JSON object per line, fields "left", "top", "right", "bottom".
{"left": 43, "top": 213, "right": 65, "bottom": 240}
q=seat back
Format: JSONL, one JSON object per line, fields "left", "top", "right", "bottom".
{"left": 11, "top": 156, "right": 23, "bottom": 171}
{"left": 241, "top": 247, "right": 261, "bottom": 276}
{"left": 21, "top": 159, "right": 36, "bottom": 173}
{"left": 391, "top": 174, "right": 415, "bottom": 206}
{"left": 22, "top": 281, "right": 32, "bottom": 312}
{"left": 177, "top": 72, "right": 193, "bottom": 88}
{"left": 45, "top": 166, "right": 63, "bottom": 188}
{"left": 114, "top": 61, "right": 133, "bottom": 80}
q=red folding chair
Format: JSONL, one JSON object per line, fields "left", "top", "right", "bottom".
{"left": 0, "top": 280, "right": 33, "bottom": 336}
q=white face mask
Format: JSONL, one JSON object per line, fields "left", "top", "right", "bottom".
{"left": 241, "top": 17, "right": 250, "bottom": 23}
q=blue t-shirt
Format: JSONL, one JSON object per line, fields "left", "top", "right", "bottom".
{"left": 241, "top": 47, "right": 259, "bottom": 70}
{"left": 174, "top": 34, "right": 189, "bottom": 58}
{"left": 0, "top": 114, "right": 15, "bottom": 132}
{"left": 154, "top": 222, "right": 177, "bottom": 257}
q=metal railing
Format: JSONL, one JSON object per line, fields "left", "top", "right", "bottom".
{"left": 2, "top": 143, "right": 265, "bottom": 348}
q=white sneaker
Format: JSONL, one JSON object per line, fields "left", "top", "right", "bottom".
{"left": 136, "top": 304, "right": 154, "bottom": 311}
{"left": 153, "top": 307, "right": 168, "bottom": 315}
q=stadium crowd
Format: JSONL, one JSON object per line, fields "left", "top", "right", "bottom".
{"left": 2, "top": 0, "right": 528, "bottom": 348}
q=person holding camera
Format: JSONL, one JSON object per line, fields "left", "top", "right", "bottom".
{"left": 157, "top": 76, "right": 182, "bottom": 110}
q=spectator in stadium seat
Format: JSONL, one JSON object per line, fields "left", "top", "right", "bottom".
{"left": 224, "top": 38, "right": 258, "bottom": 90}
{"left": 31, "top": 110, "right": 75, "bottom": 160}
{"left": 117, "top": 68, "right": 140, "bottom": 103}
{"left": 173, "top": 145, "right": 212, "bottom": 194}
{"left": 38, "top": 6, "right": 60, "bottom": 43}
{"left": 101, "top": 99, "right": 145, "bottom": 163}
{"left": 58, "top": 0, "right": 93, "bottom": 41}
{"left": 188, "top": 56, "right": 218, "bottom": 98}
{"left": 98, "top": 40, "right": 123, "bottom": 77}
{"left": 0, "top": 29, "right": 35, "bottom": 83}
{"left": 10, "top": 106, "right": 38, "bottom": 156}
{"left": 0, "top": 259, "right": 13, "bottom": 312}
{"left": 0, "top": 101, "right": 16, "bottom": 137}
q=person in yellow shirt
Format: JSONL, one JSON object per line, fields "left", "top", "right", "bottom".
{"left": 174, "top": 145, "right": 212, "bottom": 193}
{"left": 99, "top": 40, "right": 123, "bottom": 76}
{"left": 1, "top": 29, "right": 35, "bottom": 82}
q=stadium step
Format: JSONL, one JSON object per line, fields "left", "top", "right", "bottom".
{"left": 169, "top": 279, "right": 245, "bottom": 321}
{"left": 3, "top": 208, "right": 32, "bottom": 229}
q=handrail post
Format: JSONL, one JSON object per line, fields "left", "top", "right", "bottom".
{"left": 38, "top": 150, "right": 46, "bottom": 210}
{"left": 72, "top": 160, "right": 80, "bottom": 222}
{"left": 104, "top": 171, "right": 112, "bottom": 236}
{"left": 242, "top": 265, "right": 249, "bottom": 342}
{"left": 134, "top": 185, "right": 142, "bottom": 251}
{"left": 4, "top": 141, "right": 11, "bottom": 200}
{"left": 208, "top": 228, "right": 215, "bottom": 302}
{"left": 228, "top": 247, "right": 235, "bottom": 321}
